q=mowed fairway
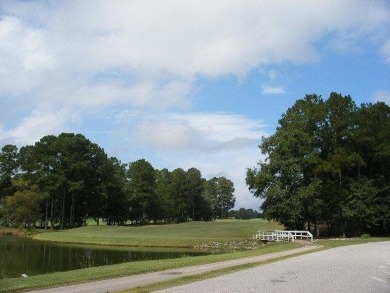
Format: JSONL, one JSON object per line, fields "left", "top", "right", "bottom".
{"left": 32, "top": 219, "right": 282, "bottom": 247}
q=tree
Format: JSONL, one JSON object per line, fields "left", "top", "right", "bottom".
{"left": 0, "top": 145, "right": 19, "bottom": 178}
{"left": 185, "top": 168, "right": 204, "bottom": 221}
{"left": 155, "top": 168, "right": 174, "bottom": 222}
{"left": 101, "top": 158, "right": 128, "bottom": 225}
{"left": 202, "top": 177, "right": 219, "bottom": 220}
{"left": 126, "top": 159, "right": 156, "bottom": 223}
{"left": 19, "top": 136, "right": 61, "bottom": 229}
{"left": 2, "top": 179, "right": 46, "bottom": 228}
{"left": 0, "top": 145, "right": 19, "bottom": 203}
{"left": 17, "top": 133, "right": 111, "bottom": 229}
{"left": 169, "top": 168, "right": 189, "bottom": 222}
{"left": 351, "top": 102, "right": 390, "bottom": 235}
{"left": 0, "top": 133, "right": 238, "bottom": 228}
{"left": 233, "top": 208, "right": 262, "bottom": 219}
{"left": 247, "top": 93, "right": 390, "bottom": 236}
{"left": 217, "top": 177, "right": 235, "bottom": 219}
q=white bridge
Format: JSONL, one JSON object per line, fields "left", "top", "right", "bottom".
{"left": 255, "top": 230, "right": 313, "bottom": 242}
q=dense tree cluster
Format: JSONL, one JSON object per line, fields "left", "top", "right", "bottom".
{"left": 229, "top": 208, "right": 263, "bottom": 220}
{"left": 0, "top": 133, "right": 235, "bottom": 228}
{"left": 247, "top": 93, "right": 390, "bottom": 237}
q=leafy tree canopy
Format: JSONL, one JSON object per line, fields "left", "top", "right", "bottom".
{"left": 247, "top": 93, "right": 390, "bottom": 236}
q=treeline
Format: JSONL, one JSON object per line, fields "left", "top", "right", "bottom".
{"left": 247, "top": 93, "right": 390, "bottom": 237}
{"left": 0, "top": 133, "right": 235, "bottom": 229}
{"left": 229, "top": 208, "right": 263, "bottom": 220}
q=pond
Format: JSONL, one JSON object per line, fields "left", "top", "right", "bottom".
{"left": 0, "top": 236, "right": 208, "bottom": 278}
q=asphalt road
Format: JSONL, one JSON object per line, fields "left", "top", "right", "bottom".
{"left": 157, "top": 241, "right": 390, "bottom": 293}
{"left": 27, "top": 245, "right": 320, "bottom": 293}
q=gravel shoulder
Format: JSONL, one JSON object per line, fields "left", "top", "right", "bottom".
{"left": 27, "top": 243, "right": 321, "bottom": 293}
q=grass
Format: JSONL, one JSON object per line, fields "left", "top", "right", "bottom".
{"left": 1, "top": 220, "right": 388, "bottom": 293}
{"left": 0, "top": 227, "right": 37, "bottom": 236}
{"left": 32, "top": 219, "right": 283, "bottom": 247}
{"left": 317, "top": 236, "right": 390, "bottom": 249}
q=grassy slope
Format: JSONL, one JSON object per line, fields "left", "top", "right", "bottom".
{"left": 32, "top": 219, "right": 283, "bottom": 247}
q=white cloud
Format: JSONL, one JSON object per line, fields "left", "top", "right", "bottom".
{"left": 382, "top": 39, "right": 390, "bottom": 64}
{"left": 262, "top": 85, "right": 287, "bottom": 95}
{"left": 5, "top": 109, "right": 81, "bottom": 146}
{"left": 131, "top": 112, "right": 266, "bottom": 153}
{"left": 118, "top": 111, "right": 267, "bottom": 209}
{"left": 1, "top": 0, "right": 389, "bottom": 110}
{"left": 1, "top": 0, "right": 389, "bottom": 208}
{"left": 0, "top": 16, "right": 56, "bottom": 95}
{"left": 267, "top": 70, "right": 279, "bottom": 81}
{"left": 373, "top": 90, "right": 390, "bottom": 105}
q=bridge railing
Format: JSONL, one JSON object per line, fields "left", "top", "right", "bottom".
{"left": 255, "top": 230, "right": 313, "bottom": 242}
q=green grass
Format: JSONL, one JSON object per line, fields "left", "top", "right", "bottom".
{"left": 32, "top": 219, "right": 282, "bottom": 247}
{"left": 317, "top": 237, "right": 390, "bottom": 249}
{"left": 2, "top": 220, "right": 388, "bottom": 293}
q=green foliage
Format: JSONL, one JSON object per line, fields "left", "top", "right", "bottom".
{"left": 247, "top": 93, "right": 390, "bottom": 236}
{"left": 217, "top": 177, "right": 235, "bottom": 219}
{"left": 0, "top": 145, "right": 19, "bottom": 178}
{"left": 2, "top": 179, "right": 47, "bottom": 228}
{"left": 229, "top": 208, "right": 262, "bottom": 219}
{"left": 126, "top": 159, "right": 157, "bottom": 223}
{"left": 0, "top": 133, "right": 237, "bottom": 228}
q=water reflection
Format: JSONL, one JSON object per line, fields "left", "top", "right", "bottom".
{"left": 0, "top": 236, "right": 207, "bottom": 278}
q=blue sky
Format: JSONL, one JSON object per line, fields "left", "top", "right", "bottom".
{"left": 1, "top": 1, "right": 389, "bottom": 209}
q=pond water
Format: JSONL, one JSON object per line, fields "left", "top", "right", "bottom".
{"left": 0, "top": 236, "right": 208, "bottom": 278}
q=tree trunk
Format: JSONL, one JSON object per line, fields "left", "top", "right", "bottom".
{"left": 315, "top": 219, "right": 320, "bottom": 238}
{"left": 45, "top": 200, "right": 49, "bottom": 230}
{"left": 50, "top": 195, "right": 54, "bottom": 229}
{"left": 61, "top": 188, "right": 66, "bottom": 230}
{"left": 342, "top": 220, "right": 346, "bottom": 238}
{"left": 220, "top": 199, "right": 224, "bottom": 219}
{"left": 70, "top": 194, "right": 75, "bottom": 227}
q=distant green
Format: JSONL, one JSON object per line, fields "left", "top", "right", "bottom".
{"left": 33, "top": 219, "right": 282, "bottom": 247}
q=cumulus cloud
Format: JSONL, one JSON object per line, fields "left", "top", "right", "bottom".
{"left": 131, "top": 112, "right": 266, "bottom": 153}
{"left": 105, "top": 111, "right": 266, "bottom": 208}
{"left": 124, "top": 111, "right": 266, "bottom": 209}
{"left": 1, "top": 0, "right": 389, "bottom": 113}
{"left": 0, "top": 0, "right": 389, "bottom": 207}
{"left": 5, "top": 109, "right": 81, "bottom": 146}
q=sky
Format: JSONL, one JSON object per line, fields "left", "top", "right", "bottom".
{"left": 1, "top": 0, "right": 389, "bottom": 210}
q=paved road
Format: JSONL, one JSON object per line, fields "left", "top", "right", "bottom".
{"left": 157, "top": 241, "right": 390, "bottom": 293}
{"left": 27, "top": 244, "right": 320, "bottom": 293}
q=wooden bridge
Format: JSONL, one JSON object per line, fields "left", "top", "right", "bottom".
{"left": 254, "top": 230, "right": 313, "bottom": 242}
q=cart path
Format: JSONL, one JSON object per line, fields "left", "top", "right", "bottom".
{"left": 27, "top": 243, "right": 321, "bottom": 293}
{"left": 157, "top": 241, "right": 390, "bottom": 293}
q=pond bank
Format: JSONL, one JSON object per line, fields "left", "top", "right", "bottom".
{"left": 0, "top": 235, "right": 210, "bottom": 278}
{"left": 23, "top": 244, "right": 321, "bottom": 293}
